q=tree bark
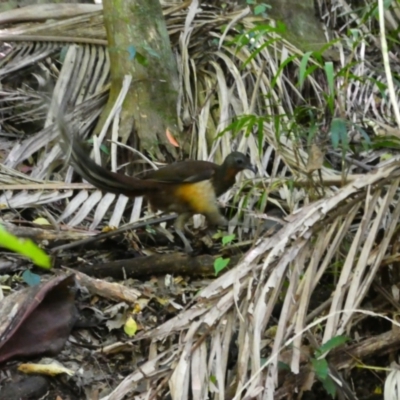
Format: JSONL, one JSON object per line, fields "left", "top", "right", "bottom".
{"left": 256, "top": 0, "right": 338, "bottom": 60}
{"left": 101, "top": 0, "right": 180, "bottom": 161}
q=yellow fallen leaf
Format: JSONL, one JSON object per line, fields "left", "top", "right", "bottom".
{"left": 102, "top": 226, "right": 117, "bottom": 233}
{"left": 381, "top": 153, "right": 393, "bottom": 161}
{"left": 156, "top": 297, "right": 169, "bottom": 306}
{"left": 124, "top": 316, "right": 138, "bottom": 337}
{"left": 374, "top": 386, "right": 382, "bottom": 395}
{"left": 18, "top": 363, "right": 74, "bottom": 376}
{"left": 133, "top": 303, "right": 142, "bottom": 313}
{"left": 32, "top": 217, "right": 51, "bottom": 226}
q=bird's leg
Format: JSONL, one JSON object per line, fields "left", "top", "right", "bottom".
{"left": 205, "top": 210, "right": 228, "bottom": 228}
{"left": 174, "top": 212, "right": 193, "bottom": 253}
{"left": 207, "top": 208, "right": 228, "bottom": 229}
{"left": 201, "top": 210, "right": 229, "bottom": 247}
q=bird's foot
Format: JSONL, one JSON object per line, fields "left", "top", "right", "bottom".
{"left": 184, "top": 225, "right": 195, "bottom": 237}
{"left": 175, "top": 228, "right": 193, "bottom": 253}
{"left": 215, "top": 216, "right": 228, "bottom": 228}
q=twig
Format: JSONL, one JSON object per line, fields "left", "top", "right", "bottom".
{"left": 328, "top": 151, "right": 373, "bottom": 171}
{"left": 50, "top": 214, "right": 177, "bottom": 252}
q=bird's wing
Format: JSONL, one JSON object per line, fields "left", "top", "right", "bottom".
{"left": 142, "top": 160, "right": 218, "bottom": 183}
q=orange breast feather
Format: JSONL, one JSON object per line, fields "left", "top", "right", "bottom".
{"left": 173, "top": 180, "right": 217, "bottom": 214}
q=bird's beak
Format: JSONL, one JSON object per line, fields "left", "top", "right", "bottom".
{"left": 246, "top": 163, "right": 257, "bottom": 174}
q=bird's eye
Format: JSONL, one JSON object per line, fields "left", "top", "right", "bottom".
{"left": 237, "top": 159, "right": 243, "bottom": 164}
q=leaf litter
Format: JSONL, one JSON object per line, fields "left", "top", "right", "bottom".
{"left": 1, "top": 0, "right": 400, "bottom": 399}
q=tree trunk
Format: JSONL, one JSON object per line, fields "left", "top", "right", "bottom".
{"left": 100, "top": 0, "right": 180, "bottom": 161}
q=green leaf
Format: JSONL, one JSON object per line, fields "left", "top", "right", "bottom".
{"left": 222, "top": 234, "right": 236, "bottom": 246}
{"left": 245, "top": 115, "right": 259, "bottom": 136}
{"left": 0, "top": 225, "right": 51, "bottom": 269}
{"left": 135, "top": 51, "right": 148, "bottom": 66}
{"left": 274, "top": 114, "right": 282, "bottom": 143}
{"left": 384, "top": 0, "right": 392, "bottom": 10}
{"left": 299, "top": 51, "right": 314, "bottom": 89}
{"left": 22, "top": 269, "right": 41, "bottom": 286}
{"left": 258, "top": 190, "right": 268, "bottom": 211}
{"left": 145, "top": 225, "right": 156, "bottom": 234}
{"left": 234, "top": 115, "right": 254, "bottom": 136}
{"left": 242, "top": 36, "right": 278, "bottom": 67}
{"left": 212, "top": 230, "right": 224, "bottom": 240}
{"left": 257, "top": 117, "right": 264, "bottom": 155}
{"left": 275, "top": 20, "right": 286, "bottom": 34}
{"left": 330, "top": 118, "right": 348, "bottom": 150}
{"left": 355, "top": 126, "right": 371, "bottom": 150}
{"left": 311, "top": 358, "right": 329, "bottom": 380}
{"left": 324, "top": 61, "right": 334, "bottom": 95}
{"left": 86, "top": 139, "right": 110, "bottom": 155}
{"left": 278, "top": 361, "right": 290, "bottom": 371}
{"left": 321, "top": 375, "right": 337, "bottom": 397}
{"left": 214, "top": 257, "right": 230, "bottom": 275}
{"left": 59, "top": 46, "right": 69, "bottom": 63}
{"left": 371, "top": 136, "right": 400, "bottom": 150}
{"left": 270, "top": 55, "right": 297, "bottom": 89}
{"left": 307, "top": 121, "right": 318, "bottom": 147}
{"left": 217, "top": 115, "right": 255, "bottom": 139}
{"left": 254, "top": 4, "right": 267, "bottom": 15}
{"left": 312, "top": 39, "right": 340, "bottom": 63}
{"left": 315, "top": 335, "right": 349, "bottom": 358}
{"left": 100, "top": 144, "right": 110, "bottom": 155}
{"left": 324, "top": 61, "right": 335, "bottom": 113}
{"left": 261, "top": 357, "right": 268, "bottom": 366}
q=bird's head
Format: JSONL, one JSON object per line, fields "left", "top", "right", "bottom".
{"left": 223, "top": 151, "right": 256, "bottom": 175}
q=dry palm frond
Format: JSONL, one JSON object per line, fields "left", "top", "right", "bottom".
{"left": 0, "top": 42, "right": 60, "bottom": 77}
{"left": 1, "top": 37, "right": 110, "bottom": 221}
{"left": 97, "top": 157, "right": 400, "bottom": 399}
{"left": 0, "top": 163, "right": 74, "bottom": 208}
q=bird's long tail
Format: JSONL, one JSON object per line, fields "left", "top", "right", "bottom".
{"left": 57, "top": 113, "right": 159, "bottom": 197}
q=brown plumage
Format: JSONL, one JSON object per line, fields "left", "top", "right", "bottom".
{"left": 58, "top": 121, "right": 256, "bottom": 252}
